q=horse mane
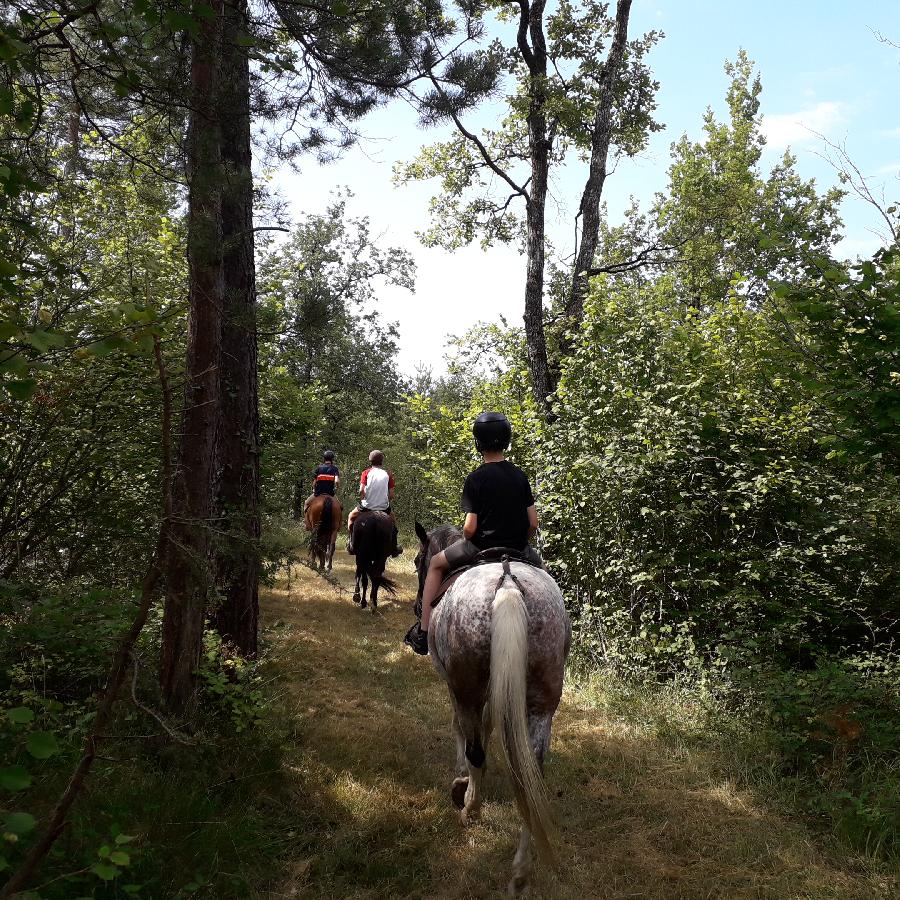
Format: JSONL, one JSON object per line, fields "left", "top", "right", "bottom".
{"left": 429, "top": 523, "right": 463, "bottom": 554}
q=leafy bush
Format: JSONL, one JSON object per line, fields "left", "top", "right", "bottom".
{"left": 542, "top": 282, "right": 899, "bottom": 674}
{"left": 198, "top": 632, "right": 265, "bottom": 733}
{"left": 741, "top": 653, "right": 900, "bottom": 856}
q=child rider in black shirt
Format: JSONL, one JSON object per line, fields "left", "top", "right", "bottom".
{"left": 406, "top": 412, "right": 542, "bottom": 655}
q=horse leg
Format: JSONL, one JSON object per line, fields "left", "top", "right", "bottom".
{"left": 454, "top": 704, "right": 487, "bottom": 825}
{"left": 360, "top": 571, "right": 368, "bottom": 608}
{"left": 353, "top": 565, "right": 362, "bottom": 604}
{"left": 449, "top": 699, "right": 470, "bottom": 809}
{"left": 508, "top": 713, "right": 553, "bottom": 898}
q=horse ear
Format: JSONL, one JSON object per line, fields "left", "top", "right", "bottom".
{"left": 415, "top": 521, "right": 428, "bottom": 546}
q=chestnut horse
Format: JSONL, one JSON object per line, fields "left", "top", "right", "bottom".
{"left": 306, "top": 494, "right": 342, "bottom": 571}
{"left": 413, "top": 522, "right": 571, "bottom": 896}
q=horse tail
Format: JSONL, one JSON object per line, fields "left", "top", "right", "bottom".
{"left": 316, "top": 496, "right": 332, "bottom": 541}
{"left": 488, "top": 577, "right": 556, "bottom": 865}
{"left": 370, "top": 572, "right": 397, "bottom": 595}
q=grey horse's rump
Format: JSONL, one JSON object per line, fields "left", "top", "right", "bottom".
{"left": 430, "top": 563, "right": 570, "bottom": 698}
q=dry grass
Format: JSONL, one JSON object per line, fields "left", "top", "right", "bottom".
{"left": 260, "top": 552, "right": 897, "bottom": 899}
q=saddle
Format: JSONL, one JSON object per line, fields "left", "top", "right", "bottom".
{"left": 430, "top": 546, "right": 542, "bottom": 609}
{"left": 356, "top": 507, "right": 390, "bottom": 522}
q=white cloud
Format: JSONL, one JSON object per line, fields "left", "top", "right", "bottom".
{"left": 761, "top": 101, "right": 847, "bottom": 150}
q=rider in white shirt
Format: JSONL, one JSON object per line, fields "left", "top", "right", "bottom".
{"left": 347, "top": 450, "right": 402, "bottom": 556}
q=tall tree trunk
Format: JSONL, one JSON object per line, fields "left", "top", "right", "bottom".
{"left": 160, "top": 4, "right": 225, "bottom": 714}
{"left": 566, "top": 0, "right": 633, "bottom": 322}
{"left": 213, "top": 0, "right": 260, "bottom": 656}
{"left": 523, "top": 0, "right": 553, "bottom": 416}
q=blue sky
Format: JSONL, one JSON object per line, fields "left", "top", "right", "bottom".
{"left": 274, "top": 0, "right": 900, "bottom": 374}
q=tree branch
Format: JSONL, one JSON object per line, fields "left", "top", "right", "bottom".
{"left": 425, "top": 71, "right": 528, "bottom": 200}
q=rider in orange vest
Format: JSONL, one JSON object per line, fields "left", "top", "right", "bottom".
{"left": 303, "top": 450, "right": 340, "bottom": 530}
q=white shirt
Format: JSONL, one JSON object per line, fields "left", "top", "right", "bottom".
{"left": 360, "top": 466, "right": 392, "bottom": 511}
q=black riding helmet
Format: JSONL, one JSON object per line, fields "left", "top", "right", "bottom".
{"left": 323, "top": 450, "right": 335, "bottom": 462}
{"left": 473, "top": 412, "right": 512, "bottom": 452}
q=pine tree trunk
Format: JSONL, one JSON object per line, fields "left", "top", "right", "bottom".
{"left": 213, "top": 0, "right": 259, "bottom": 656}
{"left": 160, "top": 4, "right": 225, "bottom": 713}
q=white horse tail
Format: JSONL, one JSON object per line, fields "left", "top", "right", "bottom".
{"left": 489, "top": 577, "right": 557, "bottom": 865}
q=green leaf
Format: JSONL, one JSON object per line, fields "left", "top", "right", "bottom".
{"left": 0, "top": 258, "right": 17, "bottom": 277}
{"left": 4, "top": 812, "right": 36, "bottom": 835}
{"left": 115, "top": 833, "right": 136, "bottom": 845}
{"left": 23, "top": 328, "right": 67, "bottom": 353}
{"left": 6, "top": 707, "right": 35, "bottom": 724}
{"left": 26, "top": 731, "right": 60, "bottom": 759}
{"left": 0, "top": 766, "right": 32, "bottom": 791}
{"left": 109, "top": 850, "right": 131, "bottom": 866}
{"left": 91, "top": 862, "right": 120, "bottom": 881}
{"left": 0, "top": 321, "right": 21, "bottom": 340}
{"left": 0, "top": 353, "right": 28, "bottom": 374}
{"left": 5, "top": 378, "right": 37, "bottom": 400}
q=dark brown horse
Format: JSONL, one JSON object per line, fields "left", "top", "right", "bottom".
{"left": 306, "top": 494, "right": 343, "bottom": 571}
{"left": 351, "top": 510, "right": 396, "bottom": 610}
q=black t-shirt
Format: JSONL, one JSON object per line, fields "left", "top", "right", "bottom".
{"left": 461, "top": 460, "right": 535, "bottom": 550}
{"left": 313, "top": 463, "right": 339, "bottom": 496}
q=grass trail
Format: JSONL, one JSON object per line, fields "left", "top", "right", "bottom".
{"left": 262, "top": 552, "right": 895, "bottom": 899}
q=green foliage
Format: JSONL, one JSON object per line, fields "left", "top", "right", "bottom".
{"left": 257, "top": 196, "right": 417, "bottom": 528}
{"left": 0, "top": 120, "right": 185, "bottom": 585}
{"left": 0, "top": 582, "right": 297, "bottom": 896}
{"left": 396, "top": 2, "right": 662, "bottom": 251}
{"left": 598, "top": 52, "right": 843, "bottom": 310}
{"left": 767, "top": 243, "right": 900, "bottom": 468}
{"left": 543, "top": 282, "right": 898, "bottom": 673}
{"left": 404, "top": 322, "right": 542, "bottom": 525}
{"left": 198, "top": 632, "right": 265, "bottom": 733}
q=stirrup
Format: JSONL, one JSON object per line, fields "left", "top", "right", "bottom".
{"left": 403, "top": 623, "right": 428, "bottom": 655}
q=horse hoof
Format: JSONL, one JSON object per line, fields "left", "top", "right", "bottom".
{"left": 360, "top": 598, "right": 367, "bottom": 609}
{"left": 451, "top": 777, "right": 468, "bottom": 810}
{"left": 507, "top": 874, "right": 530, "bottom": 897}
{"left": 460, "top": 804, "right": 480, "bottom": 825}
{"left": 352, "top": 593, "right": 361, "bottom": 605}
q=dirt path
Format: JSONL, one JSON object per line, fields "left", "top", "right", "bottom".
{"left": 262, "top": 552, "right": 894, "bottom": 899}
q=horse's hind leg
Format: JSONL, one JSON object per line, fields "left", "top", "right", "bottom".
{"left": 360, "top": 572, "right": 369, "bottom": 608}
{"left": 450, "top": 708, "right": 468, "bottom": 810}
{"left": 508, "top": 712, "right": 553, "bottom": 897}
{"left": 453, "top": 703, "right": 487, "bottom": 825}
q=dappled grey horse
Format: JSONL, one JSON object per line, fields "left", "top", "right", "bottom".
{"left": 414, "top": 523, "right": 571, "bottom": 896}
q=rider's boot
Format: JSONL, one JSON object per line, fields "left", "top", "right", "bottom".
{"left": 390, "top": 527, "right": 403, "bottom": 558}
{"left": 403, "top": 621, "right": 428, "bottom": 655}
